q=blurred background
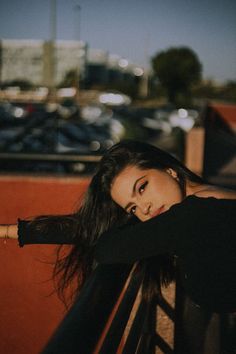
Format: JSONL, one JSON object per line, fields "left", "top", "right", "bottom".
{"left": 0, "top": 0, "right": 235, "bottom": 184}
{"left": 0, "top": 2, "right": 236, "bottom": 353}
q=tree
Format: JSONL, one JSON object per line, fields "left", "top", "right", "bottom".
{"left": 152, "top": 47, "right": 202, "bottom": 105}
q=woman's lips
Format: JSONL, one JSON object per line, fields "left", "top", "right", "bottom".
{"left": 151, "top": 206, "right": 165, "bottom": 218}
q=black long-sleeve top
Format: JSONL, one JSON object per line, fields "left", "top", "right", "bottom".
{"left": 95, "top": 196, "right": 236, "bottom": 312}
{"left": 18, "top": 215, "right": 78, "bottom": 247}
{"left": 18, "top": 196, "right": 236, "bottom": 312}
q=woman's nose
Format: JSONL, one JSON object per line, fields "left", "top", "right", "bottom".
{"left": 139, "top": 202, "right": 151, "bottom": 215}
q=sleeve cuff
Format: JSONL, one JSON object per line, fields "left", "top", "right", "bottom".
{"left": 17, "top": 218, "right": 29, "bottom": 247}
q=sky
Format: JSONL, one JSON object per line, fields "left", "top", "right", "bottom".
{"left": 0, "top": 0, "right": 236, "bottom": 83}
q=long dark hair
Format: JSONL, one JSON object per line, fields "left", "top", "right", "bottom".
{"left": 51, "top": 140, "right": 203, "bottom": 305}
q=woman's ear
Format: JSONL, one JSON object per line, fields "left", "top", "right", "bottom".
{"left": 166, "top": 168, "right": 179, "bottom": 181}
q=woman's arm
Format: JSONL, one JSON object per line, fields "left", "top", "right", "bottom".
{"left": 94, "top": 196, "right": 236, "bottom": 264}
{"left": 95, "top": 198, "right": 189, "bottom": 264}
{"left": 1, "top": 215, "right": 78, "bottom": 246}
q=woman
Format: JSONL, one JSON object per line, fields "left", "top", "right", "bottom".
{"left": 1, "top": 140, "right": 236, "bottom": 353}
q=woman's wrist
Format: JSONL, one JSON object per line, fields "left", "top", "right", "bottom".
{"left": 0, "top": 224, "right": 18, "bottom": 239}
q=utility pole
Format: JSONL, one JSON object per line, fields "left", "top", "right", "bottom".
{"left": 74, "top": 3, "right": 81, "bottom": 92}
{"left": 74, "top": 3, "right": 81, "bottom": 41}
{"left": 47, "top": 0, "right": 57, "bottom": 94}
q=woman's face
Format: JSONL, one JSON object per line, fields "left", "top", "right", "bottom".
{"left": 110, "top": 165, "right": 183, "bottom": 222}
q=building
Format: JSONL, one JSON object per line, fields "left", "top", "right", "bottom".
{"left": 0, "top": 39, "right": 87, "bottom": 87}
{"left": 85, "top": 48, "right": 109, "bottom": 86}
{"left": 54, "top": 40, "right": 87, "bottom": 85}
{"left": 0, "top": 38, "right": 146, "bottom": 96}
{"left": 0, "top": 39, "right": 44, "bottom": 85}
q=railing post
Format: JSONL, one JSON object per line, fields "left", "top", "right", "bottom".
{"left": 174, "top": 272, "right": 185, "bottom": 353}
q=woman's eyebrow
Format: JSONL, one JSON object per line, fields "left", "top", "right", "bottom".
{"left": 124, "top": 175, "right": 146, "bottom": 211}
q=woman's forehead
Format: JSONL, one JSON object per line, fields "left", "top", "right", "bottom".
{"left": 110, "top": 166, "right": 138, "bottom": 204}
{"left": 110, "top": 165, "right": 148, "bottom": 201}
{"left": 112, "top": 165, "right": 145, "bottom": 186}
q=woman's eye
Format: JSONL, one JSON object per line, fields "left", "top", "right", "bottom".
{"left": 139, "top": 181, "right": 147, "bottom": 194}
{"left": 130, "top": 206, "right": 136, "bottom": 215}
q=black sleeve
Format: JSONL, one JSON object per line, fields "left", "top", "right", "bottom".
{"left": 18, "top": 215, "right": 78, "bottom": 247}
{"left": 94, "top": 196, "right": 236, "bottom": 264}
{"left": 94, "top": 198, "right": 192, "bottom": 264}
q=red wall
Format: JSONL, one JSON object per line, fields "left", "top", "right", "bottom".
{"left": 0, "top": 175, "right": 90, "bottom": 354}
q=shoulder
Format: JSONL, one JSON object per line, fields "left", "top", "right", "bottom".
{"left": 178, "top": 195, "right": 236, "bottom": 235}
{"left": 182, "top": 194, "right": 236, "bottom": 213}
{"left": 193, "top": 185, "right": 236, "bottom": 199}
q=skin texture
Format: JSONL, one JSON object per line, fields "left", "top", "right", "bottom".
{"left": 111, "top": 165, "right": 183, "bottom": 222}
{"left": 111, "top": 165, "right": 236, "bottom": 222}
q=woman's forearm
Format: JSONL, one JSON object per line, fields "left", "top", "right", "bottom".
{"left": 1, "top": 215, "right": 78, "bottom": 246}
{"left": 0, "top": 224, "right": 18, "bottom": 240}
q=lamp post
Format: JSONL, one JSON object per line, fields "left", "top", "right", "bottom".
{"left": 74, "top": 4, "right": 81, "bottom": 42}
{"left": 74, "top": 3, "right": 81, "bottom": 92}
{"left": 49, "top": 0, "right": 57, "bottom": 93}
{"left": 50, "top": 0, "right": 57, "bottom": 44}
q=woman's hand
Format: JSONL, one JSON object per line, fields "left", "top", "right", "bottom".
{"left": 0, "top": 225, "right": 18, "bottom": 240}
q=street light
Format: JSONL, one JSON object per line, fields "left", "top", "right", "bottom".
{"left": 74, "top": 3, "right": 82, "bottom": 92}
{"left": 74, "top": 3, "right": 81, "bottom": 41}
{"left": 47, "top": 0, "right": 57, "bottom": 92}
{"left": 50, "top": 0, "right": 57, "bottom": 43}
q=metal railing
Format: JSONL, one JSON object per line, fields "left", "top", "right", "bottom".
{"left": 42, "top": 263, "right": 180, "bottom": 354}
{"left": 0, "top": 152, "right": 101, "bottom": 175}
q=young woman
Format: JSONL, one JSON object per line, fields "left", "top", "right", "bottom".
{"left": 1, "top": 140, "right": 236, "bottom": 353}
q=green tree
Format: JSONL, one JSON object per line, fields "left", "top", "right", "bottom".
{"left": 152, "top": 47, "right": 202, "bottom": 106}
